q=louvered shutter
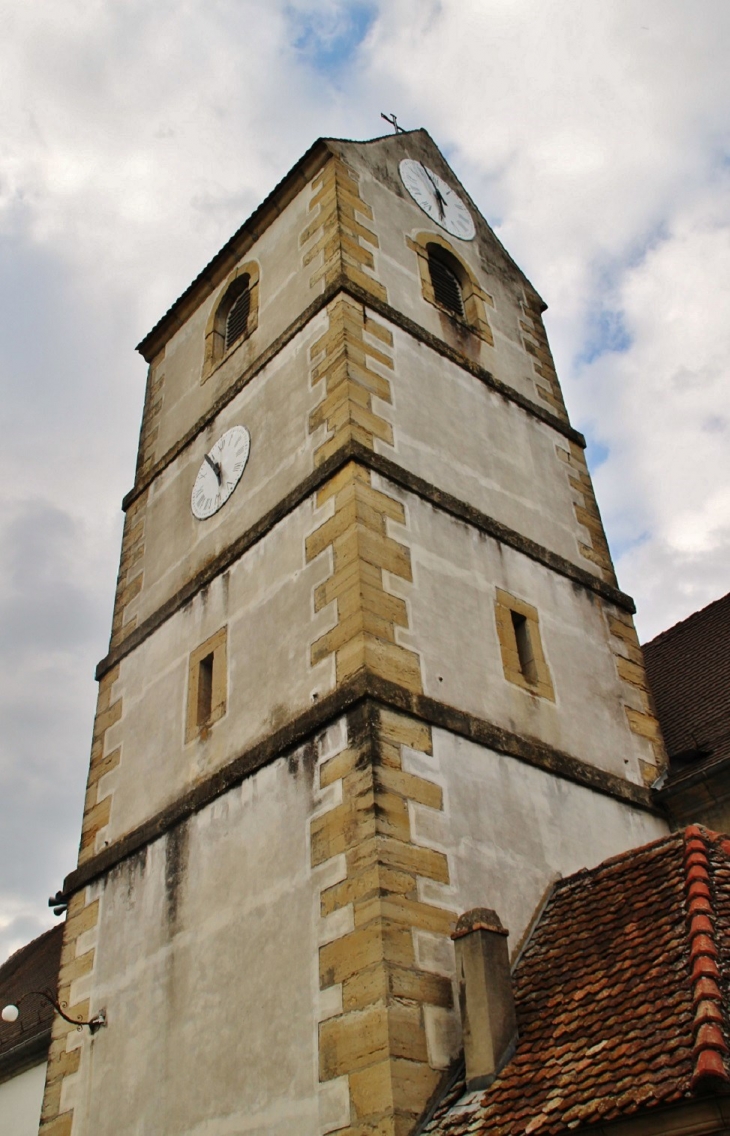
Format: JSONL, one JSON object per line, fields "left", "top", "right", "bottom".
{"left": 428, "top": 251, "right": 464, "bottom": 317}
{"left": 225, "top": 286, "right": 250, "bottom": 351}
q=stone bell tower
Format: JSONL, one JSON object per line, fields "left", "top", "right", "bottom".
{"left": 39, "top": 131, "right": 668, "bottom": 1136}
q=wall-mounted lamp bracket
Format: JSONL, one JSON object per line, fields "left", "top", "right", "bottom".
{"left": 2, "top": 990, "right": 107, "bottom": 1034}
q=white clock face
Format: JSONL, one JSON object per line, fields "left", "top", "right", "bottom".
{"left": 191, "top": 425, "right": 251, "bottom": 520}
{"left": 399, "top": 159, "right": 476, "bottom": 241}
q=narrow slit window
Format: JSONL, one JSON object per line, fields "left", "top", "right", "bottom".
{"left": 197, "top": 652, "right": 214, "bottom": 726}
{"left": 224, "top": 283, "right": 250, "bottom": 351}
{"left": 495, "top": 591, "right": 554, "bottom": 700}
{"left": 186, "top": 626, "right": 228, "bottom": 742}
{"left": 428, "top": 248, "right": 465, "bottom": 317}
{"left": 511, "top": 611, "right": 538, "bottom": 686}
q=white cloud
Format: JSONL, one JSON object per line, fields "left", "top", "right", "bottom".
{"left": 0, "top": 0, "right": 728, "bottom": 957}
{"left": 363, "top": 0, "right": 730, "bottom": 637}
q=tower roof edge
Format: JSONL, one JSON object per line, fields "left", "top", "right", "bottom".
{"left": 136, "top": 135, "right": 336, "bottom": 361}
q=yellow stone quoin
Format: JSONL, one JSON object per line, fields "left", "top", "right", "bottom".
{"left": 606, "top": 606, "right": 667, "bottom": 784}
{"left": 39, "top": 888, "right": 100, "bottom": 1136}
{"left": 311, "top": 706, "right": 457, "bottom": 1136}
{"left": 307, "top": 463, "right": 422, "bottom": 694}
{"left": 308, "top": 294, "right": 395, "bottom": 467}
{"left": 302, "top": 155, "right": 386, "bottom": 302}
{"left": 520, "top": 290, "right": 569, "bottom": 422}
{"left": 78, "top": 665, "right": 121, "bottom": 865}
{"left": 555, "top": 440, "right": 618, "bottom": 585}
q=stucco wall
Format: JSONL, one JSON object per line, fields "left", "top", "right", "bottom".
{"left": 377, "top": 478, "right": 653, "bottom": 782}
{"left": 0, "top": 1060, "right": 46, "bottom": 1136}
{"left": 65, "top": 713, "right": 667, "bottom": 1136}
{"left": 132, "top": 311, "right": 327, "bottom": 625}
{"left": 378, "top": 319, "right": 597, "bottom": 575}
{"left": 408, "top": 726, "right": 667, "bottom": 989}
{"left": 65, "top": 746, "right": 332, "bottom": 1136}
{"left": 100, "top": 497, "right": 335, "bottom": 846}
{"left": 102, "top": 463, "right": 647, "bottom": 853}
{"left": 335, "top": 134, "right": 545, "bottom": 408}
{"left": 152, "top": 181, "right": 320, "bottom": 462}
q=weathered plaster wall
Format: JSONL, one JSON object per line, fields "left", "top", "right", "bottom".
{"left": 117, "top": 134, "right": 605, "bottom": 647}
{"left": 334, "top": 134, "right": 550, "bottom": 411}
{"left": 132, "top": 312, "right": 327, "bottom": 625}
{"left": 376, "top": 319, "right": 598, "bottom": 576}
{"left": 99, "top": 498, "right": 335, "bottom": 847}
{"left": 0, "top": 1060, "right": 46, "bottom": 1136}
{"left": 152, "top": 182, "right": 321, "bottom": 462}
{"left": 404, "top": 724, "right": 668, "bottom": 1046}
{"left": 63, "top": 744, "right": 337, "bottom": 1136}
{"left": 54, "top": 702, "right": 668, "bottom": 1136}
{"left": 377, "top": 480, "right": 656, "bottom": 783}
{"left": 101, "top": 453, "right": 654, "bottom": 859}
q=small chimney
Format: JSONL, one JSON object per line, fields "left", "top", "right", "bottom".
{"left": 452, "top": 908, "right": 518, "bottom": 1091}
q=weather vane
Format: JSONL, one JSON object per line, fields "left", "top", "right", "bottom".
{"left": 381, "top": 112, "right": 405, "bottom": 134}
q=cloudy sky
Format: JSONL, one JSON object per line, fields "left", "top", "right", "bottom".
{"left": 1, "top": 0, "right": 728, "bottom": 962}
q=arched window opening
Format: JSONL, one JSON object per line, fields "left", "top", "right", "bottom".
{"left": 202, "top": 262, "right": 259, "bottom": 381}
{"left": 427, "top": 247, "right": 464, "bottom": 318}
{"left": 224, "top": 277, "right": 251, "bottom": 352}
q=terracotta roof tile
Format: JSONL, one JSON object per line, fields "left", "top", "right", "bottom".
{"left": 424, "top": 827, "right": 730, "bottom": 1136}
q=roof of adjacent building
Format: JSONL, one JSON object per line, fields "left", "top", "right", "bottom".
{"left": 423, "top": 826, "right": 730, "bottom": 1136}
{"left": 643, "top": 591, "right": 730, "bottom": 788}
{"left": 0, "top": 924, "right": 63, "bottom": 1069}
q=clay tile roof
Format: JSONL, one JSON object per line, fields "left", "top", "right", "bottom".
{"left": 0, "top": 924, "right": 63, "bottom": 1065}
{"left": 424, "top": 827, "right": 730, "bottom": 1136}
{"left": 643, "top": 591, "right": 730, "bottom": 784}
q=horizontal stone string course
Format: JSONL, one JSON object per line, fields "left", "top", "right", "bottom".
{"left": 58, "top": 676, "right": 658, "bottom": 907}
{"left": 124, "top": 279, "right": 584, "bottom": 512}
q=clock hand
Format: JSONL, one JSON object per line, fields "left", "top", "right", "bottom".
{"left": 420, "top": 163, "right": 446, "bottom": 218}
{"left": 204, "top": 453, "right": 222, "bottom": 483}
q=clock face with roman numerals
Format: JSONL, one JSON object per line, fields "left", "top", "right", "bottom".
{"left": 191, "top": 425, "right": 251, "bottom": 520}
{"left": 399, "top": 159, "right": 475, "bottom": 241}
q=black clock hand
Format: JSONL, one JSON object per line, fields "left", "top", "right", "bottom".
{"left": 204, "top": 453, "right": 221, "bottom": 482}
{"left": 420, "top": 163, "right": 446, "bottom": 218}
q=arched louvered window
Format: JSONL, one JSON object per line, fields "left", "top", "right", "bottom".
{"left": 427, "top": 247, "right": 465, "bottom": 318}
{"left": 224, "top": 277, "right": 250, "bottom": 352}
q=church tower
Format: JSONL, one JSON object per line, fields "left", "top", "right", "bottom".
{"left": 39, "top": 131, "right": 669, "bottom": 1136}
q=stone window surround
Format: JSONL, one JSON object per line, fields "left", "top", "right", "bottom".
{"left": 407, "top": 230, "right": 494, "bottom": 345}
{"left": 494, "top": 588, "right": 555, "bottom": 701}
{"left": 185, "top": 625, "right": 228, "bottom": 742}
{"left": 202, "top": 261, "right": 260, "bottom": 382}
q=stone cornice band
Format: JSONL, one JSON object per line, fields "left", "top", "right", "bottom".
{"left": 123, "top": 278, "right": 585, "bottom": 514}
{"left": 98, "top": 440, "right": 634, "bottom": 682}
{"left": 58, "top": 671, "right": 659, "bottom": 904}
